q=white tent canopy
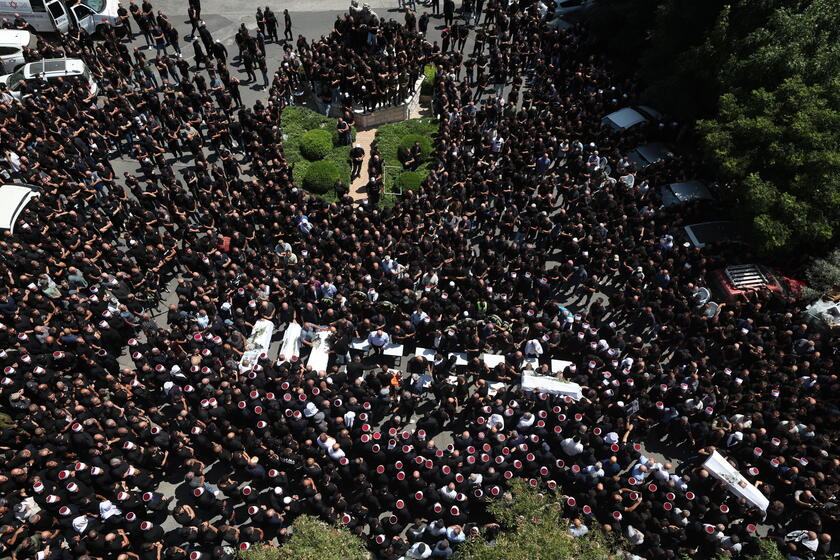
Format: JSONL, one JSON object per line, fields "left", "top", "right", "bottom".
{"left": 0, "top": 183, "right": 38, "bottom": 233}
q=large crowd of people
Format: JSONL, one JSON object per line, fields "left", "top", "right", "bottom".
{"left": 0, "top": 1, "right": 837, "bottom": 560}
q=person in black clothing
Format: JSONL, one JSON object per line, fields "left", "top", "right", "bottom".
{"left": 242, "top": 51, "right": 256, "bottom": 83}
{"left": 350, "top": 143, "right": 365, "bottom": 179}
{"left": 117, "top": 2, "right": 133, "bottom": 39}
{"left": 283, "top": 9, "right": 293, "bottom": 41}
{"left": 443, "top": 0, "right": 454, "bottom": 25}
{"left": 265, "top": 7, "right": 278, "bottom": 42}
{"left": 212, "top": 40, "right": 228, "bottom": 64}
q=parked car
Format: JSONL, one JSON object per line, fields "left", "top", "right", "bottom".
{"left": 660, "top": 180, "right": 714, "bottom": 207}
{"left": 0, "top": 0, "right": 120, "bottom": 34}
{"left": 0, "top": 183, "right": 39, "bottom": 234}
{"left": 680, "top": 221, "right": 744, "bottom": 249}
{"left": 806, "top": 294, "right": 840, "bottom": 334}
{"left": 627, "top": 142, "right": 672, "bottom": 169}
{"left": 549, "top": 0, "right": 595, "bottom": 28}
{"left": 710, "top": 264, "right": 789, "bottom": 302}
{"left": 0, "top": 30, "right": 37, "bottom": 74}
{"left": 601, "top": 105, "right": 663, "bottom": 131}
{"left": 0, "top": 58, "right": 98, "bottom": 98}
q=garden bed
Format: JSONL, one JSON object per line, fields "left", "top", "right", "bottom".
{"left": 373, "top": 117, "right": 438, "bottom": 198}
{"left": 280, "top": 106, "right": 355, "bottom": 200}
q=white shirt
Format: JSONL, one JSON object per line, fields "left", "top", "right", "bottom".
{"left": 446, "top": 527, "right": 466, "bottom": 543}
{"left": 568, "top": 524, "right": 589, "bottom": 537}
{"left": 560, "top": 438, "right": 583, "bottom": 456}
{"left": 439, "top": 486, "right": 457, "bottom": 501}
{"left": 407, "top": 542, "right": 432, "bottom": 559}
{"left": 487, "top": 413, "right": 505, "bottom": 430}
{"left": 627, "top": 525, "right": 645, "bottom": 545}
{"left": 524, "top": 339, "right": 543, "bottom": 356}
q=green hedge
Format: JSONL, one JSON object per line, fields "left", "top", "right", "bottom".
{"left": 397, "top": 134, "right": 433, "bottom": 165}
{"left": 299, "top": 129, "right": 333, "bottom": 161}
{"left": 303, "top": 161, "right": 340, "bottom": 194}
{"left": 396, "top": 171, "right": 425, "bottom": 192}
{"left": 374, "top": 118, "right": 438, "bottom": 203}
{"left": 421, "top": 63, "right": 436, "bottom": 96}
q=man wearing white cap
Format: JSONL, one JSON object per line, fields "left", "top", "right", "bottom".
{"left": 350, "top": 143, "right": 365, "bottom": 180}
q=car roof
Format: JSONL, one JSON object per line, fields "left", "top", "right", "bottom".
{"left": 636, "top": 105, "right": 663, "bottom": 121}
{"left": 631, "top": 142, "right": 672, "bottom": 165}
{"left": 683, "top": 221, "right": 743, "bottom": 248}
{"left": 23, "top": 58, "right": 86, "bottom": 79}
{"left": 601, "top": 107, "right": 647, "bottom": 130}
{"left": 661, "top": 181, "right": 713, "bottom": 207}
{"left": 0, "top": 30, "right": 32, "bottom": 46}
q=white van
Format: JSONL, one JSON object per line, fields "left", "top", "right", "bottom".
{"left": 0, "top": 30, "right": 36, "bottom": 74}
{"left": 0, "top": 57, "right": 98, "bottom": 98}
{"left": 0, "top": 0, "right": 120, "bottom": 34}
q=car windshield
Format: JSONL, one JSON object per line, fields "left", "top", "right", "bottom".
{"left": 82, "top": 0, "right": 106, "bottom": 12}
{"left": 6, "top": 68, "right": 25, "bottom": 90}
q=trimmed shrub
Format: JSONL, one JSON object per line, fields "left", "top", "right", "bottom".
{"left": 397, "top": 134, "right": 433, "bottom": 164}
{"left": 396, "top": 171, "right": 424, "bottom": 192}
{"left": 299, "top": 129, "right": 333, "bottom": 161}
{"left": 302, "top": 161, "right": 340, "bottom": 194}
{"left": 420, "top": 64, "right": 436, "bottom": 96}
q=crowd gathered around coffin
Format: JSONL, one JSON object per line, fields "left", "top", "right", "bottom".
{"left": 0, "top": 0, "right": 837, "bottom": 560}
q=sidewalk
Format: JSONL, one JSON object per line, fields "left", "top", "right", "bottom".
{"left": 349, "top": 129, "right": 377, "bottom": 201}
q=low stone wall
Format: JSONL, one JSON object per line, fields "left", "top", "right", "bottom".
{"left": 309, "top": 76, "right": 424, "bottom": 130}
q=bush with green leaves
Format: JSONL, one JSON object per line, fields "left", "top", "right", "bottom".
{"left": 397, "top": 134, "right": 433, "bottom": 165}
{"left": 421, "top": 63, "right": 436, "bottom": 96}
{"left": 302, "top": 161, "right": 340, "bottom": 195}
{"left": 373, "top": 118, "right": 438, "bottom": 201}
{"left": 237, "top": 515, "right": 368, "bottom": 560}
{"left": 280, "top": 106, "right": 353, "bottom": 198}
{"left": 396, "top": 171, "right": 424, "bottom": 192}
{"left": 801, "top": 249, "right": 840, "bottom": 300}
{"left": 299, "top": 129, "right": 333, "bottom": 161}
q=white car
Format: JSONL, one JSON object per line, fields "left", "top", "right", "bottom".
{"left": 0, "top": 58, "right": 98, "bottom": 99}
{"left": 601, "top": 105, "right": 663, "bottom": 131}
{"left": 0, "top": 30, "right": 37, "bottom": 75}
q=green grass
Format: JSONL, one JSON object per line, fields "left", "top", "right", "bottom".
{"left": 373, "top": 117, "right": 438, "bottom": 196}
{"left": 280, "top": 106, "right": 354, "bottom": 199}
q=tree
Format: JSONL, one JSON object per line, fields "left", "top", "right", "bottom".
{"left": 802, "top": 248, "right": 840, "bottom": 299}
{"left": 698, "top": 77, "right": 840, "bottom": 253}
{"left": 238, "top": 515, "right": 369, "bottom": 560}
{"left": 454, "top": 480, "right": 617, "bottom": 560}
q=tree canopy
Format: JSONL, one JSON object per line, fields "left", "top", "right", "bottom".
{"left": 591, "top": 0, "right": 840, "bottom": 254}
{"left": 454, "top": 480, "right": 617, "bottom": 560}
{"left": 238, "top": 515, "right": 369, "bottom": 560}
